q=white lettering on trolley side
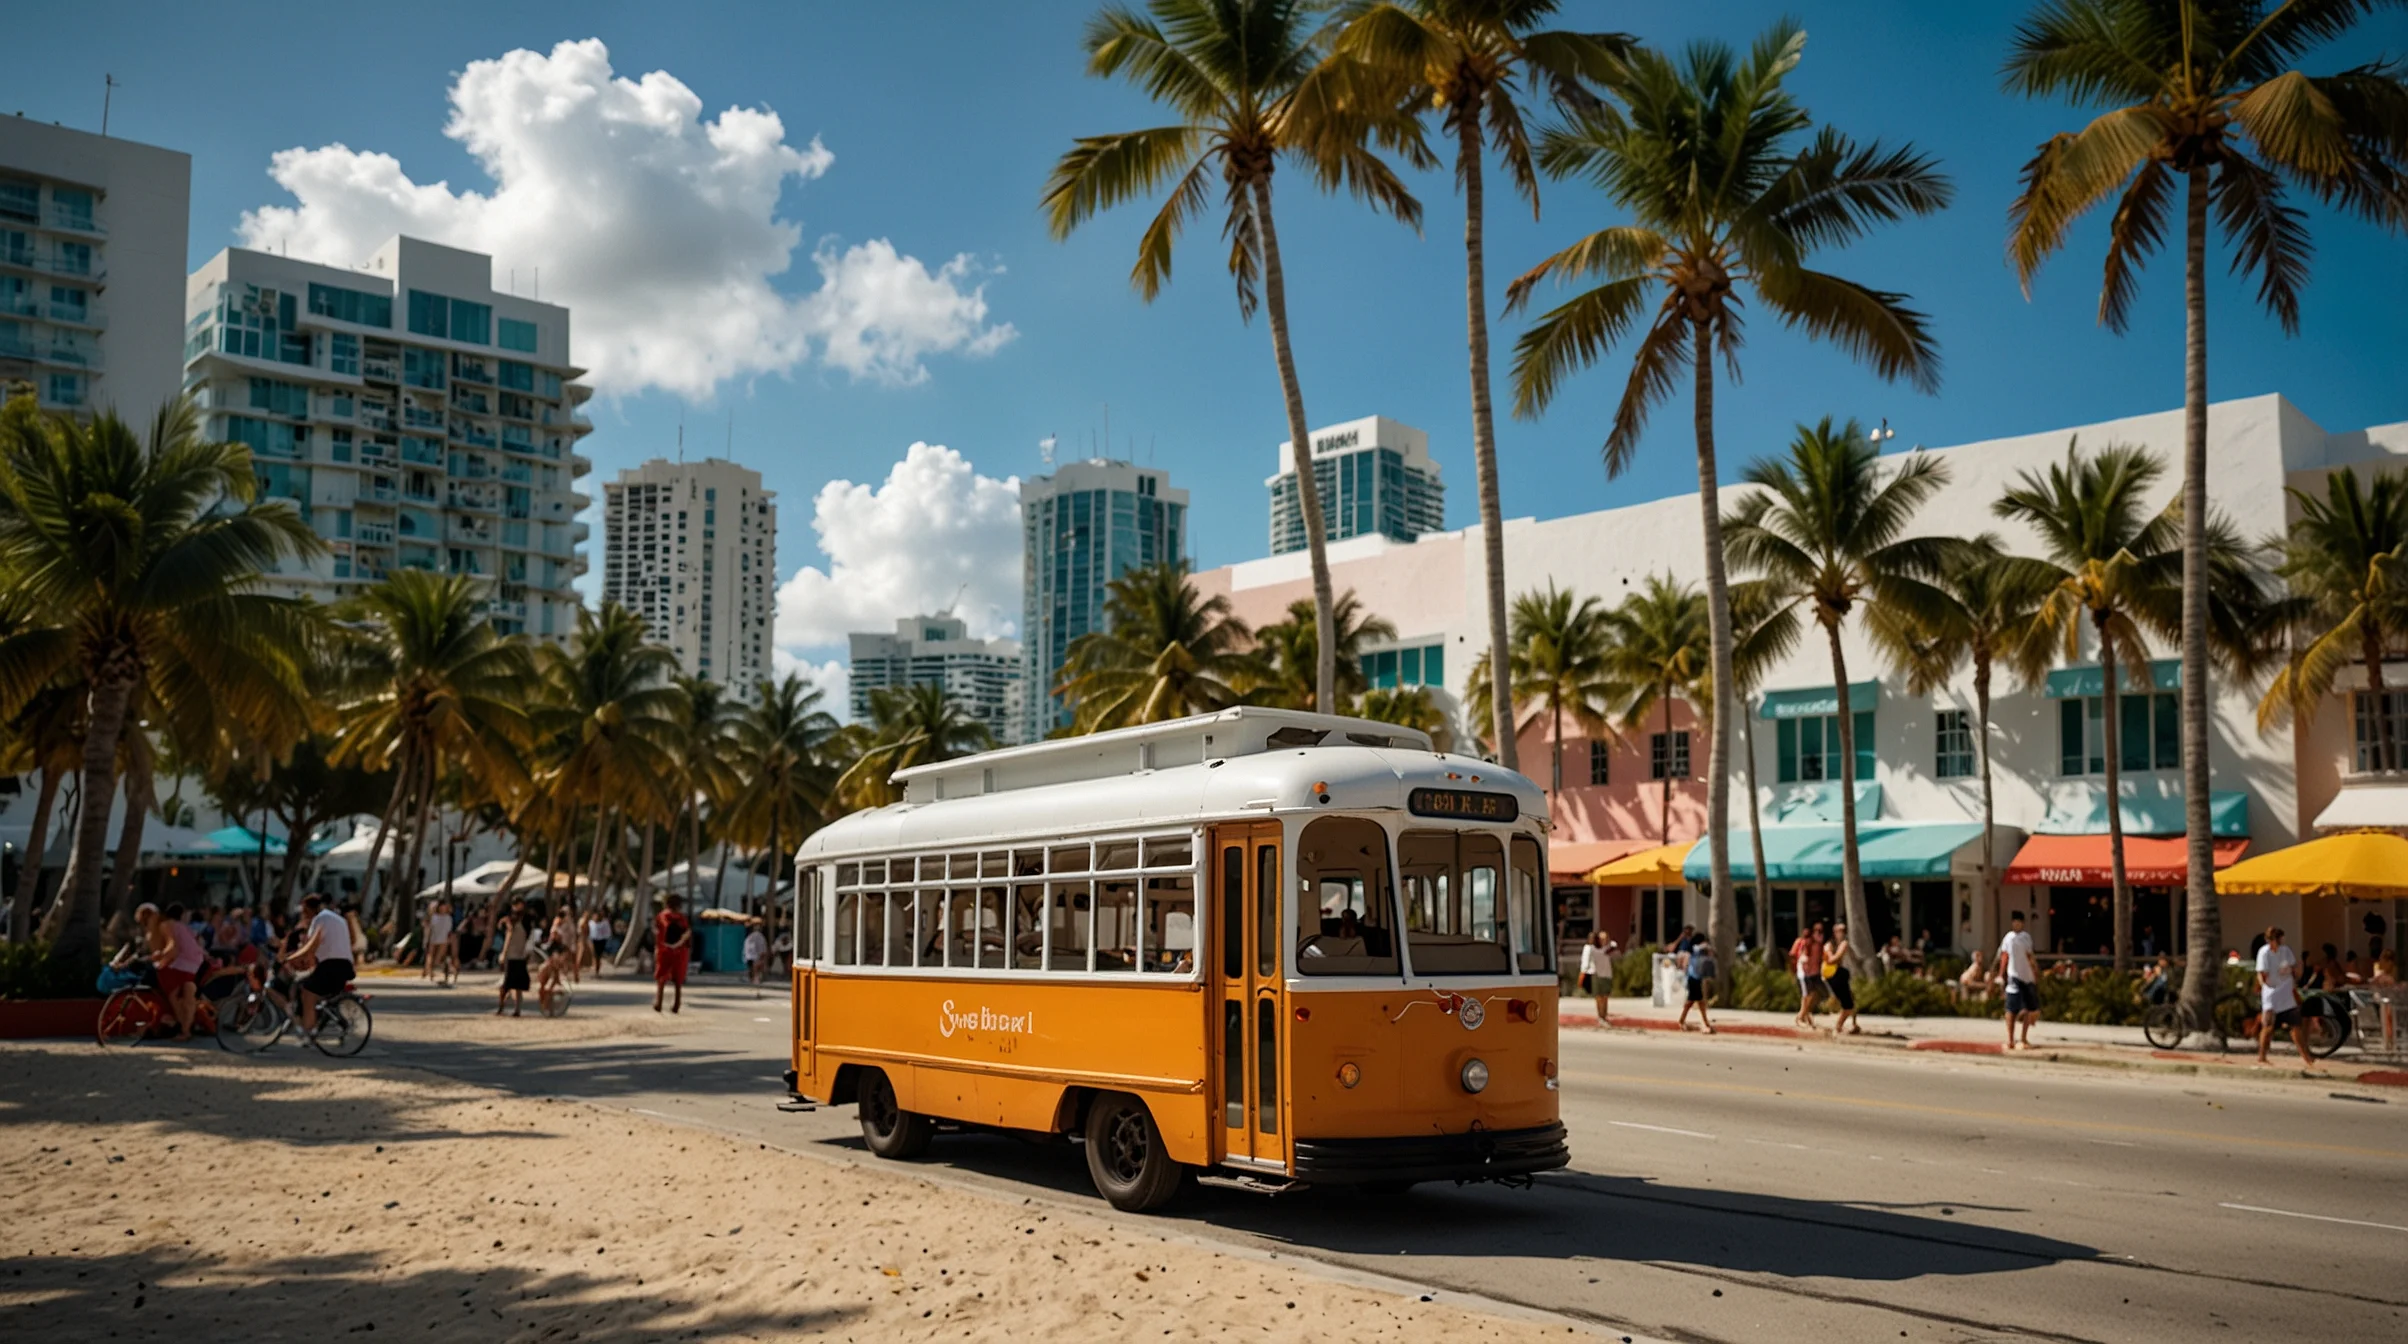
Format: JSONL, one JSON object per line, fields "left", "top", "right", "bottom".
{"left": 938, "top": 999, "right": 1034, "bottom": 1040}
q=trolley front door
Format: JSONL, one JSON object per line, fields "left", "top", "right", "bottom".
{"left": 1210, "top": 823, "right": 1285, "bottom": 1168}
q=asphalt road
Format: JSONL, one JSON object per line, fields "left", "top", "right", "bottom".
{"left": 363, "top": 975, "right": 2407, "bottom": 1344}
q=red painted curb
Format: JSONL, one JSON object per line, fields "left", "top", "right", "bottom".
{"left": 1910, "top": 1039, "right": 2004, "bottom": 1055}
{"left": 2355, "top": 1070, "right": 2408, "bottom": 1088}
{"left": 1561, "top": 1014, "right": 1807, "bottom": 1040}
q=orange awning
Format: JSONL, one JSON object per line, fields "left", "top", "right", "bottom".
{"left": 1548, "top": 838, "right": 1653, "bottom": 881}
{"left": 2005, "top": 834, "right": 2249, "bottom": 886}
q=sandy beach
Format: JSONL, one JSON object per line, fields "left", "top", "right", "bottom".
{"left": 0, "top": 1043, "right": 1579, "bottom": 1343}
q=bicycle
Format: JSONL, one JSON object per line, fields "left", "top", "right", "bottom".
{"left": 2140, "top": 991, "right": 2255, "bottom": 1051}
{"left": 214, "top": 963, "right": 295, "bottom": 1054}
{"left": 299, "top": 983, "right": 375, "bottom": 1057}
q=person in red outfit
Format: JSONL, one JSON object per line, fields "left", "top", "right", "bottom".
{"left": 653, "top": 893, "right": 693, "bottom": 1014}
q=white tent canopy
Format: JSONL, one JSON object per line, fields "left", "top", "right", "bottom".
{"left": 649, "top": 858, "right": 775, "bottom": 908}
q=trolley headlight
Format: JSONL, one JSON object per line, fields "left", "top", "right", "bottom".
{"left": 1337, "top": 1061, "right": 1361, "bottom": 1089}
{"left": 1460, "top": 1058, "right": 1489, "bottom": 1094}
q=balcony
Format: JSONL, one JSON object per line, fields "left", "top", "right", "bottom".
{"left": 450, "top": 420, "right": 497, "bottom": 449}
{"left": 43, "top": 207, "right": 104, "bottom": 236}
{"left": 401, "top": 485, "right": 439, "bottom": 505}
{"left": 355, "top": 523, "right": 395, "bottom": 547}
{"left": 450, "top": 387, "right": 491, "bottom": 415}
{"left": 361, "top": 358, "right": 398, "bottom": 384}
{"left": 448, "top": 490, "right": 500, "bottom": 514}
{"left": 44, "top": 297, "right": 102, "bottom": 329}
{"left": 401, "top": 404, "right": 444, "bottom": 431}
{"left": 362, "top": 483, "right": 397, "bottom": 504}
{"left": 450, "top": 356, "right": 494, "bottom": 385}
{"left": 0, "top": 245, "right": 105, "bottom": 286}
{"left": 398, "top": 440, "right": 444, "bottom": 467}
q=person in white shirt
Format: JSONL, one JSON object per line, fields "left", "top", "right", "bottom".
{"left": 284, "top": 893, "right": 356, "bottom": 1034}
{"left": 743, "top": 921, "right": 769, "bottom": 991}
{"left": 1578, "top": 931, "right": 1616, "bottom": 1026}
{"left": 2254, "top": 925, "right": 2317, "bottom": 1069}
{"left": 1998, "top": 912, "right": 2040, "bottom": 1050}
{"left": 425, "top": 900, "right": 456, "bottom": 985}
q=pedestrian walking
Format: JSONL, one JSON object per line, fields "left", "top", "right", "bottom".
{"left": 1670, "top": 923, "right": 1698, "bottom": 954}
{"left": 653, "top": 893, "right": 693, "bottom": 1014}
{"left": 1790, "top": 923, "right": 1827, "bottom": 1027}
{"left": 743, "top": 919, "right": 768, "bottom": 992}
{"left": 586, "top": 907, "right": 613, "bottom": 972}
{"left": 425, "top": 900, "right": 454, "bottom": 983}
{"left": 2254, "top": 926, "right": 2318, "bottom": 1070}
{"left": 495, "top": 900, "right": 532, "bottom": 1017}
{"left": 1578, "top": 930, "right": 1616, "bottom": 1026}
{"left": 1678, "top": 940, "right": 1717, "bottom": 1034}
{"left": 1999, "top": 911, "right": 2040, "bottom": 1050}
{"left": 1824, "top": 922, "right": 1862, "bottom": 1036}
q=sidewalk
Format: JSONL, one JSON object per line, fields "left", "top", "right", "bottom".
{"left": 1561, "top": 995, "right": 2408, "bottom": 1090}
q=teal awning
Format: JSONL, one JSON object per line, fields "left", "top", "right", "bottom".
{"left": 2044, "top": 658, "right": 2180, "bottom": 699}
{"left": 1770, "top": 781, "right": 1882, "bottom": 824}
{"left": 1759, "top": 679, "right": 1878, "bottom": 720}
{"left": 205, "top": 825, "right": 287, "bottom": 855}
{"left": 1682, "top": 821, "right": 1985, "bottom": 883}
{"left": 2038, "top": 787, "right": 2247, "bottom": 838}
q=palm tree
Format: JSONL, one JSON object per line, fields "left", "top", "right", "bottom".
{"left": 1466, "top": 584, "right": 1616, "bottom": 799}
{"left": 0, "top": 676, "right": 79, "bottom": 940}
{"left": 1354, "top": 684, "right": 1454, "bottom": 750}
{"left": 836, "top": 684, "right": 999, "bottom": 811}
{"left": 1243, "top": 591, "right": 1397, "bottom": 709}
{"left": 331, "top": 569, "right": 530, "bottom": 939}
{"left": 1505, "top": 22, "right": 1952, "bottom": 964}
{"left": 1598, "top": 574, "right": 1708, "bottom": 846}
{"left": 2004, "top": 0, "right": 2408, "bottom": 1009}
{"left": 1057, "top": 562, "right": 1259, "bottom": 731}
{"left": 1726, "top": 579, "right": 1804, "bottom": 944}
{"left": 1328, "top": 0, "right": 1627, "bottom": 768}
{"left": 1876, "top": 535, "right": 2049, "bottom": 938}
{"left": 1045, "top": 0, "right": 1421, "bottom": 714}
{"left": 0, "top": 397, "right": 321, "bottom": 964}
{"left": 667, "top": 675, "right": 741, "bottom": 912}
{"left": 1995, "top": 442, "right": 2271, "bottom": 972}
{"left": 2259, "top": 467, "right": 2408, "bottom": 772}
{"left": 534, "top": 603, "right": 683, "bottom": 954}
{"left": 1724, "top": 419, "right": 1954, "bottom": 966}
{"left": 720, "top": 674, "right": 841, "bottom": 917}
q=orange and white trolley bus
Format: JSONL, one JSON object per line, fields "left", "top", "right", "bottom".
{"left": 782, "top": 708, "right": 1566, "bottom": 1210}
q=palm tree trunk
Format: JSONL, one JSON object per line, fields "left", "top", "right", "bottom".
{"left": 1248, "top": 174, "right": 1338, "bottom": 717}
{"left": 8, "top": 763, "right": 60, "bottom": 941}
{"left": 1691, "top": 326, "right": 1739, "bottom": 968}
{"left": 1976, "top": 656, "right": 2000, "bottom": 949}
{"left": 1550, "top": 698, "right": 1564, "bottom": 798}
{"left": 395, "top": 742, "right": 440, "bottom": 947}
{"left": 104, "top": 763, "right": 153, "bottom": 928}
{"left": 1824, "top": 620, "right": 1873, "bottom": 967}
{"left": 687, "top": 795, "right": 704, "bottom": 911}
{"left": 1742, "top": 703, "right": 1770, "bottom": 956}
{"left": 359, "top": 747, "right": 412, "bottom": 923}
{"left": 2176, "top": 165, "right": 2220, "bottom": 1023}
{"left": 43, "top": 667, "right": 136, "bottom": 962}
{"left": 1459, "top": 115, "right": 1517, "bottom": 769}
{"left": 616, "top": 822, "right": 658, "bottom": 969}
{"left": 1659, "top": 687, "right": 1674, "bottom": 847}
{"left": 275, "top": 807, "right": 316, "bottom": 914}
{"left": 2098, "top": 622, "right": 2133, "bottom": 972}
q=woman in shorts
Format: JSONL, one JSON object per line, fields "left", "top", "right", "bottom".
{"left": 495, "top": 902, "right": 532, "bottom": 1016}
{"left": 653, "top": 894, "right": 693, "bottom": 1014}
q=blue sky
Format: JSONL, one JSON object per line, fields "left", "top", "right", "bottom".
{"left": 16, "top": 0, "right": 2408, "bottom": 681}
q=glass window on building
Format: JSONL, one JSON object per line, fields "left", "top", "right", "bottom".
{"left": 49, "top": 187, "right": 94, "bottom": 230}
{"left": 406, "top": 290, "right": 448, "bottom": 339}
{"left": 448, "top": 298, "right": 491, "bottom": 345}
{"left": 48, "top": 284, "right": 87, "bottom": 322}
{"left": 53, "top": 241, "right": 91, "bottom": 276}
{"left": 401, "top": 347, "right": 446, "bottom": 389}
{"left": 1588, "top": 738, "right": 1610, "bottom": 786}
{"left": 330, "top": 332, "right": 360, "bottom": 377}
{"left": 1650, "top": 730, "right": 1691, "bottom": 780}
{"left": 2355, "top": 689, "right": 2408, "bottom": 773}
{"left": 1776, "top": 710, "right": 1876, "bottom": 784}
{"left": 309, "top": 283, "right": 392, "bottom": 328}
{"left": 0, "top": 178, "right": 36, "bottom": 224}
{"left": 1935, "top": 709, "right": 1977, "bottom": 778}
{"left": 498, "top": 318, "right": 538, "bottom": 353}
{"left": 45, "top": 372, "right": 83, "bottom": 406}
{"left": 2056, "top": 692, "right": 2178, "bottom": 776}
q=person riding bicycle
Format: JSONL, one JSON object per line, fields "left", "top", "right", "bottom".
{"left": 284, "top": 892, "right": 357, "bottom": 1035}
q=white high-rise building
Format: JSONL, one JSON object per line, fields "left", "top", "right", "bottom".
{"left": 602, "top": 457, "right": 776, "bottom": 691}
{"left": 0, "top": 115, "right": 191, "bottom": 419}
{"left": 848, "top": 615, "right": 1024, "bottom": 746}
{"left": 183, "top": 237, "right": 594, "bottom": 638}
{"left": 1267, "top": 414, "right": 1444, "bottom": 555}
{"left": 1021, "top": 459, "right": 1188, "bottom": 741}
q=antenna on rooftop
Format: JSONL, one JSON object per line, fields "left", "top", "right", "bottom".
{"left": 677, "top": 414, "right": 685, "bottom": 465}
{"left": 726, "top": 407, "right": 733, "bottom": 461}
{"left": 101, "top": 74, "right": 119, "bottom": 137}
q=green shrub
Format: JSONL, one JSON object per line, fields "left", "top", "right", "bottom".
{"left": 1722, "top": 956, "right": 1800, "bottom": 1012}
{"left": 0, "top": 940, "right": 99, "bottom": 1001}
{"left": 1856, "top": 970, "right": 1962, "bottom": 1019}
{"left": 1611, "top": 944, "right": 1659, "bottom": 997}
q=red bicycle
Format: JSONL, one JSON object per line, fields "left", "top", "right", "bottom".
{"left": 96, "top": 967, "right": 234, "bottom": 1048}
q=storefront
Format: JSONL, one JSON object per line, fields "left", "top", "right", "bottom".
{"left": 1584, "top": 841, "right": 1697, "bottom": 947}
{"left": 1683, "top": 813, "right": 1988, "bottom": 957}
{"left": 2003, "top": 789, "right": 2250, "bottom": 956}
{"left": 1548, "top": 839, "right": 1655, "bottom": 958}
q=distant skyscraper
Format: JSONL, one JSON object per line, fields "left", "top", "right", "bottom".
{"left": 1021, "top": 459, "right": 1188, "bottom": 740}
{"left": 1267, "top": 414, "right": 1444, "bottom": 556}
{"left": 1, "top": 115, "right": 191, "bottom": 419}
{"left": 183, "top": 236, "right": 592, "bottom": 638}
{"left": 849, "top": 615, "right": 1024, "bottom": 746}
{"left": 603, "top": 457, "right": 776, "bottom": 691}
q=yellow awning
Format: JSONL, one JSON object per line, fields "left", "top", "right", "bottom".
{"left": 2213, "top": 831, "right": 2408, "bottom": 899}
{"left": 1586, "top": 840, "right": 1697, "bottom": 887}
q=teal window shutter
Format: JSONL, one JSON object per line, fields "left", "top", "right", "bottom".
{"left": 1424, "top": 644, "right": 1443, "bottom": 685}
{"left": 2152, "top": 694, "right": 2179, "bottom": 770}
{"left": 2119, "top": 693, "right": 2150, "bottom": 771}
{"left": 2059, "top": 699, "right": 2083, "bottom": 776}
{"left": 2086, "top": 697, "right": 2106, "bottom": 774}
{"left": 1801, "top": 716, "right": 1826, "bottom": 780}
{"left": 1853, "top": 710, "right": 1876, "bottom": 782}
{"left": 1777, "top": 718, "right": 1798, "bottom": 783}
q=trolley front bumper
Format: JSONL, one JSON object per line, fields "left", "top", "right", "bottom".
{"left": 1290, "top": 1121, "right": 1569, "bottom": 1185}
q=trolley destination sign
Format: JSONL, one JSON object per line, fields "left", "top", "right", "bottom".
{"left": 1406, "top": 787, "right": 1520, "bottom": 822}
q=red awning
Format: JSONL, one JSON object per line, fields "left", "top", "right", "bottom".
{"left": 1548, "top": 838, "right": 1655, "bottom": 881}
{"left": 2005, "top": 834, "right": 2250, "bottom": 886}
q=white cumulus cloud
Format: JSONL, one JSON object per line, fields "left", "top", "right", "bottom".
{"left": 774, "top": 443, "right": 1022, "bottom": 653}
{"left": 770, "top": 652, "right": 853, "bottom": 724}
{"left": 236, "top": 38, "right": 1014, "bottom": 397}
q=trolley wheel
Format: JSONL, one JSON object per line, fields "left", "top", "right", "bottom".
{"left": 857, "top": 1068, "right": 932, "bottom": 1160}
{"left": 1084, "top": 1092, "right": 1183, "bottom": 1213}
{"left": 96, "top": 989, "right": 157, "bottom": 1047}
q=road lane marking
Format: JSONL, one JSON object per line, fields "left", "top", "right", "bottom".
{"left": 1607, "top": 1120, "right": 1716, "bottom": 1139}
{"left": 1570, "top": 1071, "right": 2408, "bottom": 1161}
{"left": 2219, "top": 1203, "right": 2408, "bottom": 1233}
{"left": 2087, "top": 1139, "right": 2137, "bottom": 1147}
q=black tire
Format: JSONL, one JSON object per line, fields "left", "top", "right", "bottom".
{"left": 857, "top": 1069, "right": 933, "bottom": 1159}
{"left": 217, "top": 990, "right": 287, "bottom": 1054}
{"left": 2302, "top": 1003, "right": 2350, "bottom": 1059}
{"left": 96, "top": 989, "right": 156, "bottom": 1047}
{"left": 1084, "top": 1092, "right": 1184, "bottom": 1213}
{"left": 2141, "top": 1003, "right": 2185, "bottom": 1051}
{"left": 308, "top": 993, "right": 374, "bottom": 1058}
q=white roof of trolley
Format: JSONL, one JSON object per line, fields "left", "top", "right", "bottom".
{"left": 801, "top": 709, "right": 1543, "bottom": 862}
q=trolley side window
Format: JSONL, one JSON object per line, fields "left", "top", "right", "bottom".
{"left": 1399, "top": 830, "right": 1515, "bottom": 975}
{"left": 1296, "top": 816, "right": 1400, "bottom": 976}
{"left": 1509, "top": 836, "right": 1552, "bottom": 973}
